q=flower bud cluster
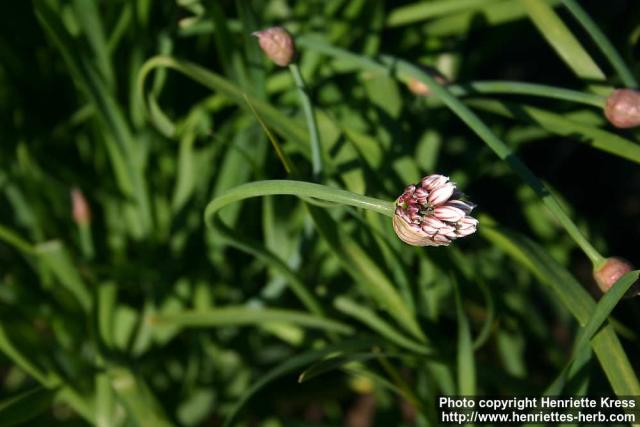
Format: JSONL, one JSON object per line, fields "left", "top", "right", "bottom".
{"left": 393, "top": 175, "right": 477, "bottom": 246}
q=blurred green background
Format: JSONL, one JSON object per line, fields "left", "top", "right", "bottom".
{"left": 1, "top": 0, "right": 640, "bottom": 426}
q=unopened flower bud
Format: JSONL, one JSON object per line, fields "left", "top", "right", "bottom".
{"left": 407, "top": 72, "right": 448, "bottom": 97}
{"left": 252, "top": 26, "right": 295, "bottom": 67}
{"left": 393, "top": 174, "right": 478, "bottom": 247}
{"left": 593, "top": 257, "right": 638, "bottom": 296}
{"left": 71, "top": 188, "right": 91, "bottom": 226}
{"left": 604, "top": 89, "right": 640, "bottom": 128}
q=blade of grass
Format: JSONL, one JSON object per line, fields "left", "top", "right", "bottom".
{"left": 386, "top": 0, "right": 504, "bottom": 27}
{"left": 465, "top": 99, "right": 640, "bottom": 165}
{"left": 334, "top": 297, "right": 432, "bottom": 355}
{"left": 573, "top": 271, "right": 640, "bottom": 359}
{"left": 298, "top": 352, "right": 394, "bottom": 383}
{"left": 110, "top": 367, "right": 174, "bottom": 427}
{"left": 424, "top": 0, "right": 560, "bottom": 37}
{"left": 0, "top": 223, "right": 35, "bottom": 255}
{"left": 204, "top": 180, "right": 394, "bottom": 221}
{"left": 522, "top": 0, "right": 607, "bottom": 92}
{"left": 289, "top": 63, "right": 324, "bottom": 180}
{"left": 34, "top": 241, "right": 92, "bottom": 313}
{"left": 308, "top": 207, "right": 425, "bottom": 342}
{"left": 0, "top": 323, "right": 94, "bottom": 422}
{"left": 561, "top": 0, "right": 638, "bottom": 88}
{"left": 211, "top": 216, "right": 323, "bottom": 316}
{"left": 136, "top": 55, "right": 310, "bottom": 155}
{"left": 453, "top": 278, "right": 476, "bottom": 395}
{"left": 152, "top": 307, "right": 353, "bottom": 335}
{"left": 71, "top": 0, "right": 114, "bottom": 88}
{"left": 0, "top": 387, "right": 52, "bottom": 427}
{"left": 441, "top": 81, "right": 605, "bottom": 108}
{"left": 223, "top": 338, "right": 379, "bottom": 427}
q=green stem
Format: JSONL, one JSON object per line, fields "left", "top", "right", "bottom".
{"left": 446, "top": 81, "right": 605, "bottom": 108}
{"left": 204, "top": 180, "right": 395, "bottom": 228}
{"left": 297, "top": 36, "right": 605, "bottom": 266}
{"left": 288, "top": 63, "right": 324, "bottom": 180}
{"left": 0, "top": 224, "right": 35, "bottom": 255}
{"left": 78, "top": 223, "right": 95, "bottom": 260}
{"left": 561, "top": 0, "right": 638, "bottom": 88}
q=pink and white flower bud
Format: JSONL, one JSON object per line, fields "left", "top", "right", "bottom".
{"left": 252, "top": 27, "right": 296, "bottom": 67}
{"left": 604, "top": 89, "right": 640, "bottom": 128}
{"left": 457, "top": 216, "right": 479, "bottom": 230}
{"left": 455, "top": 226, "right": 477, "bottom": 237}
{"left": 421, "top": 174, "right": 448, "bottom": 191}
{"left": 71, "top": 188, "right": 91, "bottom": 226}
{"left": 445, "top": 200, "right": 475, "bottom": 214}
{"left": 434, "top": 205, "right": 466, "bottom": 223}
{"left": 392, "top": 174, "right": 478, "bottom": 247}
{"left": 593, "top": 257, "right": 638, "bottom": 296}
{"left": 428, "top": 182, "right": 455, "bottom": 206}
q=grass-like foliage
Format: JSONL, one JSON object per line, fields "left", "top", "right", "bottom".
{"left": 1, "top": 1, "right": 640, "bottom": 426}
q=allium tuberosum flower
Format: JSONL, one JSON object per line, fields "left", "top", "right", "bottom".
{"left": 252, "top": 26, "right": 295, "bottom": 67}
{"left": 393, "top": 174, "right": 477, "bottom": 246}
{"left": 604, "top": 89, "right": 640, "bottom": 128}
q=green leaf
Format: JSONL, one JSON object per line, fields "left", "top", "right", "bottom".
{"left": 573, "top": 271, "right": 640, "bottom": 358}
{"left": 35, "top": 241, "right": 92, "bottom": 313}
{"left": 136, "top": 55, "right": 310, "bottom": 156}
{"left": 110, "top": 367, "right": 174, "bottom": 427}
{"left": 223, "top": 339, "right": 378, "bottom": 427}
{"left": 298, "top": 352, "right": 393, "bottom": 383}
{"left": 152, "top": 307, "right": 353, "bottom": 335}
{"left": 0, "top": 387, "right": 53, "bottom": 427}
{"left": 453, "top": 279, "right": 476, "bottom": 395}
{"left": 522, "top": 0, "right": 607, "bottom": 91}
{"left": 334, "top": 297, "right": 431, "bottom": 355}
{"left": 387, "top": 0, "right": 504, "bottom": 27}
{"left": 465, "top": 99, "right": 640, "bottom": 165}
{"left": 211, "top": 217, "right": 323, "bottom": 316}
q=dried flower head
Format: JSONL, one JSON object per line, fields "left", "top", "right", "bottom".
{"left": 393, "top": 174, "right": 477, "bottom": 246}
{"left": 71, "top": 188, "right": 91, "bottom": 226}
{"left": 604, "top": 89, "right": 640, "bottom": 128}
{"left": 593, "top": 257, "right": 638, "bottom": 297}
{"left": 252, "top": 26, "right": 295, "bottom": 67}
